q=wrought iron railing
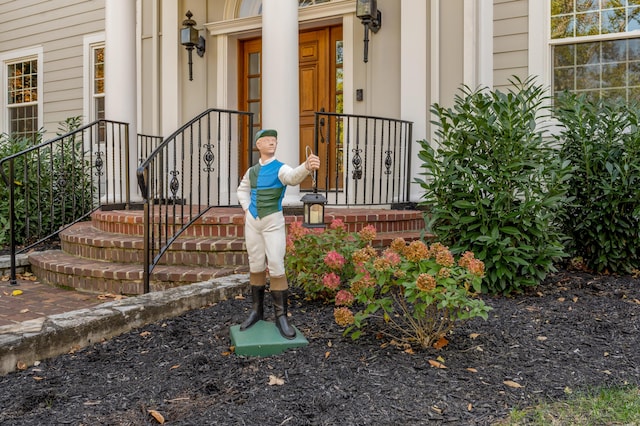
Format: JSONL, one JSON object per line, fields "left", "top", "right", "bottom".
{"left": 136, "top": 108, "right": 253, "bottom": 292}
{"left": 0, "top": 119, "right": 131, "bottom": 285}
{"left": 312, "top": 111, "right": 413, "bottom": 206}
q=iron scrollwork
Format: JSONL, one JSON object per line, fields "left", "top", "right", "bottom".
{"left": 384, "top": 150, "right": 393, "bottom": 175}
{"left": 352, "top": 148, "right": 362, "bottom": 180}
{"left": 170, "top": 170, "right": 180, "bottom": 200}
{"left": 203, "top": 143, "right": 215, "bottom": 172}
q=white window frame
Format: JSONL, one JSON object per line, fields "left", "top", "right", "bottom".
{"left": 83, "top": 33, "right": 106, "bottom": 125}
{"left": 529, "top": 0, "right": 640, "bottom": 99}
{"left": 0, "top": 46, "right": 44, "bottom": 137}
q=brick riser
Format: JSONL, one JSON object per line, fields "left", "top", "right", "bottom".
{"left": 90, "top": 207, "right": 426, "bottom": 238}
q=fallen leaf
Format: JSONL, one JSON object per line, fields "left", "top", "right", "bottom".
{"left": 325, "top": 351, "right": 331, "bottom": 359}
{"left": 466, "top": 368, "right": 478, "bottom": 373}
{"left": 327, "top": 340, "right": 333, "bottom": 347}
{"left": 557, "top": 297, "right": 565, "bottom": 302}
{"left": 170, "top": 364, "right": 180, "bottom": 370}
{"left": 433, "top": 336, "right": 448, "bottom": 349}
{"left": 234, "top": 294, "right": 245, "bottom": 300}
{"left": 33, "top": 376, "right": 44, "bottom": 381}
{"left": 504, "top": 380, "right": 523, "bottom": 388}
{"left": 148, "top": 409, "right": 165, "bottom": 424}
{"left": 564, "top": 386, "right": 572, "bottom": 394}
{"left": 11, "top": 289, "right": 23, "bottom": 296}
{"left": 467, "top": 403, "right": 473, "bottom": 411}
{"left": 19, "top": 308, "right": 29, "bottom": 314}
{"left": 428, "top": 359, "right": 447, "bottom": 369}
{"left": 221, "top": 351, "right": 231, "bottom": 356}
{"left": 536, "top": 336, "right": 547, "bottom": 341}
{"left": 431, "top": 405, "right": 442, "bottom": 414}
{"left": 404, "top": 348, "right": 415, "bottom": 355}
{"left": 469, "top": 333, "right": 480, "bottom": 339}
{"left": 436, "top": 356, "right": 445, "bottom": 363}
{"left": 140, "top": 331, "right": 151, "bottom": 337}
{"left": 16, "top": 361, "right": 27, "bottom": 370}
{"left": 572, "top": 296, "right": 578, "bottom": 303}
{"left": 268, "top": 375, "right": 285, "bottom": 386}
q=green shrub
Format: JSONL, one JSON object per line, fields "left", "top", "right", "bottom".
{"left": 416, "top": 77, "right": 572, "bottom": 294}
{"left": 336, "top": 238, "right": 491, "bottom": 349}
{"left": 0, "top": 116, "right": 93, "bottom": 249}
{"left": 554, "top": 93, "right": 640, "bottom": 273}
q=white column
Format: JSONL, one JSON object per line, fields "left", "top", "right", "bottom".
{"left": 161, "top": 3, "right": 181, "bottom": 137}
{"left": 105, "top": 0, "right": 140, "bottom": 203}
{"left": 464, "top": 0, "right": 493, "bottom": 89}
{"left": 401, "top": 0, "right": 428, "bottom": 203}
{"left": 262, "top": 0, "right": 301, "bottom": 205}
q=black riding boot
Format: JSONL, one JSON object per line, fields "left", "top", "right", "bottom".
{"left": 271, "top": 290, "right": 296, "bottom": 339}
{"left": 240, "top": 285, "right": 265, "bottom": 331}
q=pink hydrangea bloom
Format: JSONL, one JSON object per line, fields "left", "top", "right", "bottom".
{"left": 322, "top": 272, "right": 341, "bottom": 290}
{"left": 324, "top": 250, "right": 346, "bottom": 270}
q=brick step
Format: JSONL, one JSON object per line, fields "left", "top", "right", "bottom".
{"left": 29, "top": 250, "right": 248, "bottom": 295}
{"left": 60, "top": 222, "right": 248, "bottom": 267}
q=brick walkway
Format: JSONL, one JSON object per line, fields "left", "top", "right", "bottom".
{"left": 0, "top": 279, "right": 104, "bottom": 327}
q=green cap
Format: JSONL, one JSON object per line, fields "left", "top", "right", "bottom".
{"left": 255, "top": 129, "right": 277, "bottom": 141}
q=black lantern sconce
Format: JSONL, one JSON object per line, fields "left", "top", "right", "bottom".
{"left": 356, "top": 0, "right": 382, "bottom": 63}
{"left": 180, "top": 10, "right": 206, "bottom": 81}
{"left": 301, "top": 191, "right": 327, "bottom": 229}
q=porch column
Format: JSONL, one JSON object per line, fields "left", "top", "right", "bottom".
{"left": 262, "top": 0, "right": 301, "bottom": 205}
{"left": 401, "top": 0, "right": 428, "bottom": 203}
{"left": 105, "top": 0, "right": 140, "bottom": 203}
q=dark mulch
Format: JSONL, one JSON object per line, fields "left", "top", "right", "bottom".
{"left": 1, "top": 269, "right": 639, "bottom": 425}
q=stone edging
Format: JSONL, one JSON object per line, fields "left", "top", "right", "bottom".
{"left": 0, "top": 274, "right": 249, "bottom": 376}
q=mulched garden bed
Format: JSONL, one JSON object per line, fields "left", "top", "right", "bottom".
{"left": 1, "top": 269, "right": 639, "bottom": 425}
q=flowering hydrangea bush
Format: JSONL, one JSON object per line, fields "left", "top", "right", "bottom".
{"left": 335, "top": 238, "right": 492, "bottom": 349}
{"left": 285, "top": 219, "right": 377, "bottom": 301}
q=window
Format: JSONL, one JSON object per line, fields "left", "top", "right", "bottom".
{"left": 92, "top": 46, "right": 105, "bottom": 122}
{"left": 239, "top": 0, "right": 332, "bottom": 18}
{"left": 6, "top": 58, "right": 38, "bottom": 141}
{"left": 551, "top": 0, "right": 640, "bottom": 102}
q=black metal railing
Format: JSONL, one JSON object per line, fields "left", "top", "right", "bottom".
{"left": 136, "top": 108, "right": 253, "bottom": 292}
{"left": 313, "top": 111, "right": 413, "bottom": 206}
{"left": 0, "top": 119, "right": 131, "bottom": 285}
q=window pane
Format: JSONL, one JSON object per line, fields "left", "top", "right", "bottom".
{"left": 576, "top": 64, "right": 601, "bottom": 89}
{"left": 552, "top": 0, "right": 574, "bottom": 16}
{"left": 577, "top": 0, "right": 599, "bottom": 12}
{"left": 248, "top": 77, "right": 260, "bottom": 100}
{"left": 603, "top": 0, "right": 627, "bottom": 8}
{"left": 602, "top": 39, "right": 627, "bottom": 62}
{"left": 554, "top": 67, "right": 575, "bottom": 91}
{"left": 628, "top": 6, "right": 640, "bottom": 30}
{"left": 555, "top": 44, "right": 575, "bottom": 66}
{"left": 576, "top": 42, "right": 600, "bottom": 64}
{"left": 602, "top": 62, "right": 627, "bottom": 87}
{"left": 552, "top": 15, "right": 575, "bottom": 38}
{"left": 629, "top": 61, "right": 640, "bottom": 85}
{"left": 576, "top": 11, "right": 600, "bottom": 36}
{"left": 249, "top": 52, "right": 260, "bottom": 74}
{"left": 602, "top": 8, "right": 627, "bottom": 33}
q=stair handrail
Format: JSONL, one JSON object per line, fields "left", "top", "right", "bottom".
{"left": 136, "top": 108, "right": 254, "bottom": 293}
{"left": 0, "top": 119, "right": 131, "bottom": 285}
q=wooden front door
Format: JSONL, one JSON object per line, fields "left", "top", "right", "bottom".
{"left": 239, "top": 25, "right": 343, "bottom": 189}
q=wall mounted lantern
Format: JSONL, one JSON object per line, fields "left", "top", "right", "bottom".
{"left": 356, "top": 0, "right": 382, "bottom": 63}
{"left": 180, "top": 10, "right": 206, "bottom": 81}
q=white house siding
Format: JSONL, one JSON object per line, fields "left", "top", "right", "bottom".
{"left": 493, "top": 0, "right": 529, "bottom": 91}
{"left": 0, "top": 0, "right": 105, "bottom": 139}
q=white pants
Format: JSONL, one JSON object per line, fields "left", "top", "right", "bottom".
{"left": 244, "top": 211, "right": 286, "bottom": 277}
